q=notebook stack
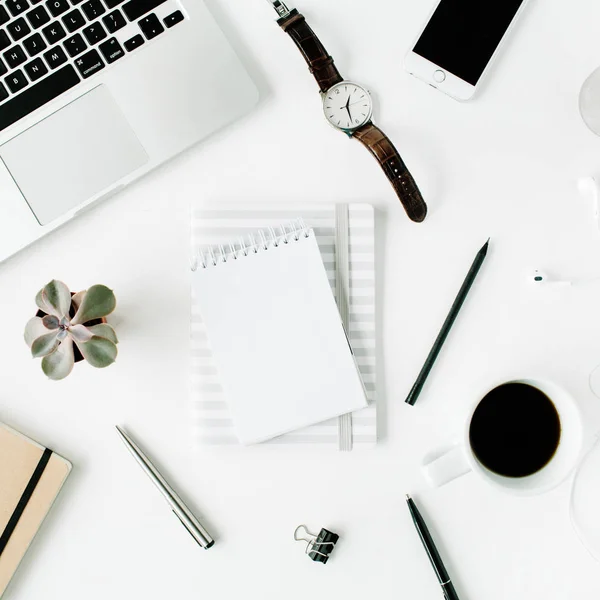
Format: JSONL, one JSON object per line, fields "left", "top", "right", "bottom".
{"left": 190, "top": 203, "right": 377, "bottom": 451}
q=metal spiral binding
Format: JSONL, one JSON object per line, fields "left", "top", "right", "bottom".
{"left": 195, "top": 220, "right": 310, "bottom": 270}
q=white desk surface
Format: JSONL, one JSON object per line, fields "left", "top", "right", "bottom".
{"left": 2, "top": 0, "right": 600, "bottom": 597}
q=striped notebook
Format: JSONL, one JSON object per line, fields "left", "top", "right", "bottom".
{"left": 190, "top": 203, "right": 376, "bottom": 450}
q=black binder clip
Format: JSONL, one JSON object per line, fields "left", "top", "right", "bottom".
{"left": 294, "top": 525, "right": 339, "bottom": 564}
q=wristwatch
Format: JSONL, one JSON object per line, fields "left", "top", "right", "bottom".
{"left": 268, "top": 1, "right": 427, "bottom": 223}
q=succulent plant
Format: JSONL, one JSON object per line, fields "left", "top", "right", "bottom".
{"left": 24, "top": 280, "right": 118, "bottom": 380}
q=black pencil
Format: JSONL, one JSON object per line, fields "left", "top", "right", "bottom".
{"left": 405, "top": 239, "right": 490, "bottom": 406}
{"left": 406, "top": 495, "right": 460, "bottom": 600}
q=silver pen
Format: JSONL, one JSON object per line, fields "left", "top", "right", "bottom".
{"left": 115, "top": 426, "right": 215, "bottom": 549}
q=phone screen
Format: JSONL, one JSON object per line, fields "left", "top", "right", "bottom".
{"left": 413, "top": 0, "right": 525, "bottom": 86}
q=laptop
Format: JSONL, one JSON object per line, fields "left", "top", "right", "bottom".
{"left": 0, "top": 0, "right": 258, "bottom": 263}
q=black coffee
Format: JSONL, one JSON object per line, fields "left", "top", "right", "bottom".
{"left": 469, "top": 383, "right": 561, "bottom": 478}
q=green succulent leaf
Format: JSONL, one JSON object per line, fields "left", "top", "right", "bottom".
{"left": 35, "top": 288, "right": 53, "bottom": 314}
{"left": 41, "top": 280, "right": 71, "bottom": 318}
{"left": 24, "top": 317, "right": 47, "bottom": 347}
{"left": 68, "top": 324, "right": 93, "bottom": 343}
{"left": 86, "top": 323, "right": 118, "bottom": 344}
{"left": 42, "top": 338, "right": 74, "bottom": 381}
{"left": 76, "top": 336, "right": 117, "bottom": 368}
{"left": 31, "top": 331, "right": 61, "bottom": 358}
{"left": 71, "top": 285, "right": 116, "bottom": 325}
{"left": 71, "top": 290, "right": 86, "bottom": 312}
{"left": 42, "top": 315, "right": 60, "bottom": 330}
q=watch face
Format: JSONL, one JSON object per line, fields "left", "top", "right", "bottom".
{"left": 322, "top": 82, "right": 373, "bottom": 131}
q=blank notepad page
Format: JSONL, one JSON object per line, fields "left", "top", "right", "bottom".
{"left": 192, "top": 226, "right": 367, "bottom": 445}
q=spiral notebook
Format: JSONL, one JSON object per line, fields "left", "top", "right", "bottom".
{"left": 191, "top": 203, "right": 377, "bottom": 449}
{"left": 191, "top": 218, "right": 368, "bottom": 445}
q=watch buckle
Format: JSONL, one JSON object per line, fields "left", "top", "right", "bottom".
{"left": 267, "top": 0, "right": 292, "bottom": 19}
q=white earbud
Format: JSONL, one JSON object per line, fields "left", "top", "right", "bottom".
{"left": 578, "top": 176, "right": 600, "bottom": 224}
{"left": 531, "top": 269, "right": 572, "bottom": 286}
{"left": 531, "top": 269, "right": 600, "bottom": 286}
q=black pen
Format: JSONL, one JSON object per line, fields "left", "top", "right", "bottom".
{"left": 405, "top": 238, "right": 489, "bottom": 406}
{"left": 406, "top": 495, "right": 460, "bottom": 600}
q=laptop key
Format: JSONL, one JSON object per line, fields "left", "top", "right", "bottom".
{"left": 26, "top": 5, "right": 51, "bottom": 28}
{"left": 123, "top": 33, "right": 143, "bottom": 51}
{"left": 46, "top": 0, "right": 70, "bottom": 17}
{"left": 105, "top": 0, "right": 124, "bottom": 7}
{"left": 24, "top": 56, "right": 47, "bottom": 80}
{"left": 0, "top": 59, "right": 7, "bottom": 77}
{"left": 122, "top": 0, "right": 165, "bottom": 22}
{"left": 81, "top": 0, "right": 105, "bottom": 20}
{"left": 42, "top": 21, "right": 66, "bottom": 44}
{"left": 64, "top": 32, "right": 86, "bottom": 56}
{"left": 8, "top": 18, "right": 32, "bottom": 41}
{"left": 163, "top": 10, "right": 183, "bottom": 28}
{"left": 102, "top": 10, "right": 126, "bottom": 33}
{"left": 43, "top": 44, "right": 67, "bottom": 68}
{"left": 0, "top": 82, "right": 8, "bottom": 102}
{"left": 0, "top": 31, "right": 11, "bottom": 52}
{"left": 23, "top": 32, "right": 47, "bottom": 56}
{"left": 98, "top": 36, "right": 123, "bottom": 63}
{"left": 82, "top": 22, "right": 106, "bottom": 44}
{"left": 138, "top": 13, "right": 163, "bottom": 40}
{"left": 4, "top": 45, "right": 27, "bottom": 68}
{"left": 74, "top": 48, "right": 103, "bottom": 78}
{"left": 0, "top": 6, "right": 10, "bottom": 26}
{"left": 5, "top": 69, "right": 28, "bottom": 93}
{"left": 6, "top": 0, "right": 30, "bottom": 18}
{"left": 62, "top": 8, "right": 85, "bottom": 32}
{"left": 0, "top": 64, "right": 79, "bottom": 131}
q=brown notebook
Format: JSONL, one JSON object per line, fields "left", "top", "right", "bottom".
{"left": 0, "top": 423, "right": 71, "bottom": 598}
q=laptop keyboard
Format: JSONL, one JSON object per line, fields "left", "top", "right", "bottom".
{"left": 0, "top": 0, "right": 184, "bottom": 132}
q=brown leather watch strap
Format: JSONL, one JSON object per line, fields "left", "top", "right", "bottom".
{"left": 277, "top": 9, "right": 344, "bottom": 93}
{"left": 352, "top": 124, "right": 427, "bottom": 223}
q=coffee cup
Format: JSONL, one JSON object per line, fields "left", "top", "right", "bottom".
{"left": 423, "top": 378, "right": 583, "bottom": 495}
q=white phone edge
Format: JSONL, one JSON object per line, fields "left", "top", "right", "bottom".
{"left": 403, "top": 0, "right": 531, "bottom": 101}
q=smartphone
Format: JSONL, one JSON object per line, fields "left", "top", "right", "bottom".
{"left": 404, "top": 0, "right": 529, "bottom": 101}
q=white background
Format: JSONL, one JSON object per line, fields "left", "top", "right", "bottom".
{"left": 2, "top": 0, "right": 600, "bottom": 598}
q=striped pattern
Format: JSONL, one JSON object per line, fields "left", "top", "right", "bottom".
{"left": 335, "top": 204, "right": 353, "bottom": 451}
{"left": 190, "top": 203, "right": 377, "bottom": 448}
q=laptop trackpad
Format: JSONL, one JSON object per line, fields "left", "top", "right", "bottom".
{"left": 0, "top": 85, "right": 148, "bottom": 225}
